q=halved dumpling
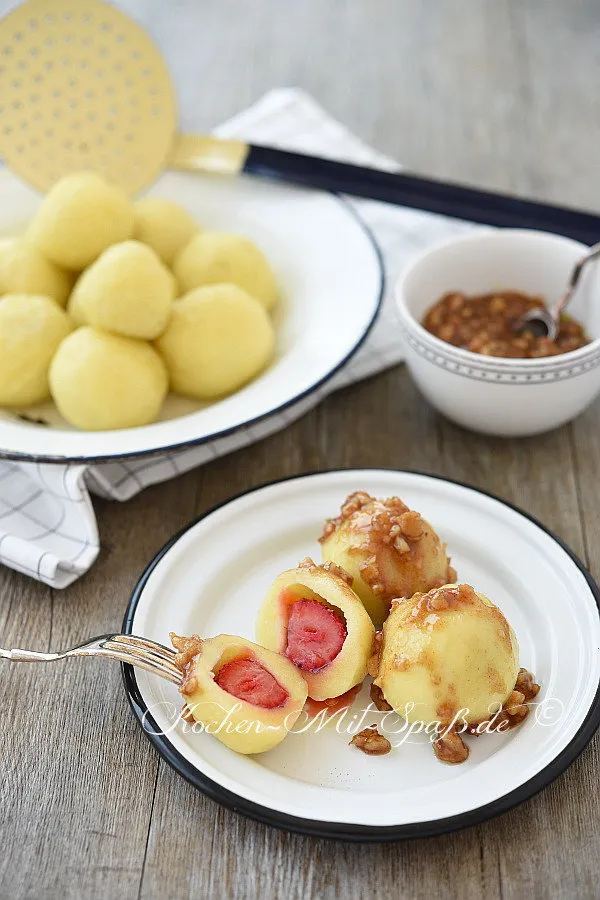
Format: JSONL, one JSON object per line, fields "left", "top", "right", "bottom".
{"left": 171, "top": 633, "right": 307, "bottom": 754}
{"left": 256, "top": 558, "right": 375, "bottom": 701}
{"left": 320, "top": 491, "right": 455, "bottom": 628}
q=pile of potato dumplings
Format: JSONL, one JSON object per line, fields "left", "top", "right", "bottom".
{"left": 0, "top": 171, "right": 278, "bottom": 431}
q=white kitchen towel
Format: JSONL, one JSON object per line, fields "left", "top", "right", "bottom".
{"left": 0, "top": 88, "right": 477, "bottom": 588}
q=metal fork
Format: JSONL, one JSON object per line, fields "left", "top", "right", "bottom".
{"left": 0, "top": 634, "right": 182, "bottom": 685}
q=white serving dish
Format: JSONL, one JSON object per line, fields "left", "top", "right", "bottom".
{"left": 395, "top": 229, "right": 600, "bottom": 437}
{"left": 123, "top": 469, "right": 600, "bottom": 840}
{"left": 0, "top": 168, "right": 383, "bottom": 461}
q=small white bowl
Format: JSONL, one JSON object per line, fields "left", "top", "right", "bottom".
{"left": 395, "top": 229, "right": 600, "bottom": 437}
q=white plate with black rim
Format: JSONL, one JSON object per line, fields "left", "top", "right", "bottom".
{"left": 122, "top": 469, "right": 600, "bottom": 841}
{"left": 0, "top": 169, "right": 383, "bottom": 462}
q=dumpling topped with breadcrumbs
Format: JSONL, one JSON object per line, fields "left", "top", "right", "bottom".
{"left": 375, "top": 583, "right": 519, "bottom": 726}
{"left": 320, "top": 492, "right": 455, "bottom": 628}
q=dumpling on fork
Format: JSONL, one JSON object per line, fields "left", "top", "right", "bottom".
{"left": 171, "top": 633, "right": 307, "bottom": 754}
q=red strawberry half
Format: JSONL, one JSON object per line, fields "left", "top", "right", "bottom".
{"left": 285, "top": 599, "right": 347, "bottom": 672}
{"left": 215, "top": 657, "right": 289, "bottom": 709}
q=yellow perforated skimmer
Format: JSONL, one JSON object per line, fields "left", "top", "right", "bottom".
{"left": 0, "top": 0, "right": 179, "bottom": 193}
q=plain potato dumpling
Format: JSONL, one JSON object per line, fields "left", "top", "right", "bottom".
{"left": 66, "top": 278, "right": 88, "bottom": 327}
{"left": 0, "top": 237, "right": 73, "bottom": 306}
{"left": 133, "top": 197, "right": 198, "bottom": 265}
{"left": 49, "top": 327, "right": 168, "bottom": 430}
{"left": 27, "top": 172, "right": 135, "bottom": 270}
{"left": 156, "top": 283, "right": 275, "bottom": 399}
{"left": 173, "top": 231, "right": 278, "bottom": 311}
{"left": 0, "top": 294, "right": 73, "bottom": 406}
{"left": 70, "top": 240, "right": 174, "bottom": 340}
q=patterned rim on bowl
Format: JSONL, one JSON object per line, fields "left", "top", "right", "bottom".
{"left": 400, "top": 325, "right": 600, "bottom": 385}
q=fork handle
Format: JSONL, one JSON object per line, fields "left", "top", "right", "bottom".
{"left": 1, "top": 648, "right": 59, "bottom": 662}
{"left": 0, "top": 642, "right": 182, "bottom": 684}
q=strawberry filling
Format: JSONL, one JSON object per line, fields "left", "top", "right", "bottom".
{"left": 215, "top": 657, "right": 289, "bottom": 709}
{"left": 285, "top": 599, "right": 347, "bottom": 672}
{"left": 304, "top": 683, "right": 362, "bottom": 718}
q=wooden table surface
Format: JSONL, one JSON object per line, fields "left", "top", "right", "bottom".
{"left": 1, "top": 1, "right": 600, "bottom": 897}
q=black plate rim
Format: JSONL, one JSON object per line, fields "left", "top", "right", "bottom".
{"left": 0, "top": 194, "right": 384, "bottom": 464}
{"left": 121, "top": 467, "right": 600, "bottom": 842}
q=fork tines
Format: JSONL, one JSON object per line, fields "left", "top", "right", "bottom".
{"left": 105, "top": 635, "right": 182, "bottom": 684}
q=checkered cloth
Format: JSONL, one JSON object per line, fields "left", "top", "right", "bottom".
{"left": 0, "top": 88, "right": 477, "bottom": 588}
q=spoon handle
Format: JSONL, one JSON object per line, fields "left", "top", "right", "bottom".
{"left": 551, "top": 241, "right": 600, "bottom": 320}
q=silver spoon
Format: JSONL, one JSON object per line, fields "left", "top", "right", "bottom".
{"left": 515, "top": 241, "right": 600, "bottom": 340}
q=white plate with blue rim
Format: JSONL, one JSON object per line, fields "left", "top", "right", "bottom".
{"left": 122, "top": 468, "right": 600, "bottom": 841}
{"left": 0, "top": 168, "right": 383, "bottom": 462}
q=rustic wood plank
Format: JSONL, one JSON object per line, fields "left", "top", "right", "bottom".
{"left": 0, "top": 471, "right": 202, "bottom": 899}
{"left": 570, "top": 398, "right": 600, "bottom": 582}
{"left": 1, "top": 0, "right": 600, "bottom": 897}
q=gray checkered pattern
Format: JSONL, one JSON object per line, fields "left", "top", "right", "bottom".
{"left": 0, "top": 88, "right": 480, "bottom": 588}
